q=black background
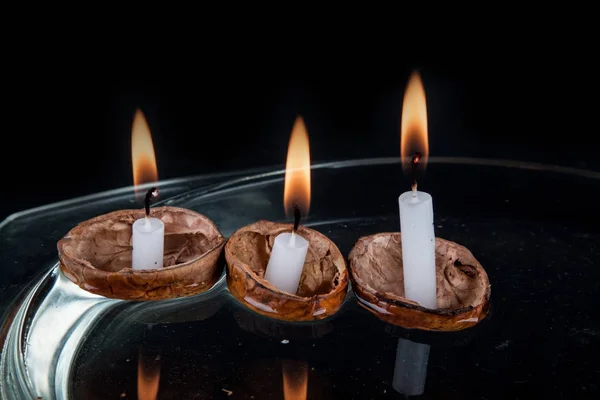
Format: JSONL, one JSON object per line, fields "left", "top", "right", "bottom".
{"left": 1, "top": 24, "right": 599, "bottom": 400}
{"left": 2, "top": 35, "right": 597, "bottom": 220}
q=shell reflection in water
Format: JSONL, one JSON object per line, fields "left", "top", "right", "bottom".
{"left": 233, "top": 307, "right": 334, "bottom": 341}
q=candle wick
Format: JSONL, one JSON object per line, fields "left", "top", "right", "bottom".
{"left": 292, "top": 203, "right": 301, "bottom": 233}
{"left": 410, "top": 152, "right": 421, "bottom": 196}
{"left": 289, "top": 231, "right": 297, "bottom": 246}
{"left": 144, "top": 187, "right": 160, "bottom": 217}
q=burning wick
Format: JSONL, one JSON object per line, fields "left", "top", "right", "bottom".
{"left": 410, "top": 152, "right": 422, "bottom": 196}
{"left": 144, "top": 187, "right": 159, "bottom": 218}
{"left": 292, "top": 204, "right": 301, "bottom": 233}
{"left": 290, "top": 204, "right": 301, "bottom": 246}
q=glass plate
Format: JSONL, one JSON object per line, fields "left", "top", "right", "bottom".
{"left": 1, "top": 158, "right": 599, "bottom": 399}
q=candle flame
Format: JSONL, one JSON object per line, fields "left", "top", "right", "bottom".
{"left": 282, "top": 359, "right": 308, "bottom": 400}
{"left": 400, "top": 71, "right": 429, "bottom": 173}
{"left": 283, "top": 116, "right": 311, "bottom": 217}
{"left": 132, "top": 109, "right": 158, "bottom": 193}
{"left": 137, "top": 348, "right": 160, "bottom": 400}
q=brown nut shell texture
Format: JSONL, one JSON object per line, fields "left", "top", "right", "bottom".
{"left": 225, "top": 220, "right": 349, "bottom": 322}
{"left": 349, "top": 233, "right": 491, "bottom": 331}
{"left": 58, "top": 206, "right": 225, "bottom": 300}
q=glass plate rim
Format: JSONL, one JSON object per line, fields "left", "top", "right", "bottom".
{"left": 3, "top": 156, "right": 599, "bottom": 228}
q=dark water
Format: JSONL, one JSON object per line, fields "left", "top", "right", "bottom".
{"left": 70, "top": 215, "right": 600, "bottom": 399}
{"left": 2, "top": 161, "right": 598, "bottom": 399}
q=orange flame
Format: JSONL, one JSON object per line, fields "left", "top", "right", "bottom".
{"left": 137, "top": 349, "right": 160, "bottom": 400}
{"left": 400, "top": 71, "right": 429, "bottom": 173}
{"left": 283, "top": 116, "right": 311, "bottom": 217}
{"left": 282, "top": 359, "right": 308, "bottom": 400}
{"left": 132, "top": 109, "right": 158, "bottom": 191}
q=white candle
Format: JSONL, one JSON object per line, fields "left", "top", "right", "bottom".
{"left": 132, "top": 217, "right": 164, "bottom": 270}
{"left": 398, "top": 190, "right": 436, "bottom": 308}
{"left": 264, "top": 232, "right": 309, "bottom": 294}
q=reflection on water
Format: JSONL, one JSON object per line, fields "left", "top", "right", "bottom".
{"left": 392, "top": 338, "right": 430, "bottom": 396}
{"left": 234, "top": 308, "right": 334, "bottom": 341}
{"left": 3, "top": 160, "right": 597, "bottom": 399}
{"left": 106, "top": 275, "right": 227, "bottom": 327}
{"left": 137, "top": 346, "right": 161, "bottom": 400}
{"left": 282, "top": 359, "right": 308, "bottom": 400}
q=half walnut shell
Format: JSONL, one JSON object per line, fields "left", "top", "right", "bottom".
{"left": 58, "top": 206, "right": 225, "bottom": 300}
{"left": 348, "top": 233, "right": 491, "bottom": 331}
{"left": 225, "top": 220, "right": 349, "bottom": 322}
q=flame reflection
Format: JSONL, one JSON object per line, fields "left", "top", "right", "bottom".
{"left": 282, "top": 359, "right": 308, "bottom": 400}
{"left": 283, "top": 116, "right": 311, "bottom": 217}
{"left": 132, "top": 108, "right": 158, "bottom": 192}
{"left": 400, "top": 71, "right": 429, "bottom": 173}
{"left": 137, "top": 348, "right": 161, "bottom": 400}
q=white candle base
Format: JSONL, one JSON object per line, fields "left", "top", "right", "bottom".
{"left": 399, "top": 190, "right": 437, "bottom": 309}
{"left": 132, "top": 217, "right": 165, "bottom": 270}
{"left": 392, "top": 338, "right": 430, "bottom": 396}
{"left": 264, "top": 232, "right": 309, "bottom": 294}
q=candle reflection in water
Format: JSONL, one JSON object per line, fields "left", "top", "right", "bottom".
{"left": 392, "top": 338, "right": 430, "bottom": 396}
{"left": 137, "top": 347, "right": 161, "bottom": 400}
{"left": 282, "top": 359, "right": 308, "bottom": 400}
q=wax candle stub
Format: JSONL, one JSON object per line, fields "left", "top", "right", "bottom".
{"left": 132, "top": 217, "right": 165, "bottom": 270}
{"left": 398, "top": 190, "right": 437, "bottom": 309}
{"left": 264, "top": 232, "right": 309, "bottom": 294}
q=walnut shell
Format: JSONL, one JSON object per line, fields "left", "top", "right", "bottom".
{"left": 348, "top": 233, "right": 491, "bottom": 331}
{"left": 225, "top": 220, "right": 349, "bottom": 322}
{"left": 57, "top": 206, "right": 225, "bottom": 300}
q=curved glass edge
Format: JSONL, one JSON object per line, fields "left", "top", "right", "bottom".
{"left": 23, "top": 269, "right": 117, "bottom": 399}
{"left": 319, "top": 156, "right": 600, "bottom": 178}
{"left": 54, "top": 301, "right": 123, "bottom": 399}
{"left": 0, "top": 166, "right": 273, "bottom": 229}
{"left": 152, "top": 157, "right": 600, "bottom": 206}
{"left": 3, "top": 157, "right": 598, "bottom": 228}
{"left": 149, "top": 156, "right": 600, "bottom": 220}
{"left": 2, "top": 268, "right": 229, "bottom": 399}
{"left": 0, "top": 267, "right": 56, "bottom": 399}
